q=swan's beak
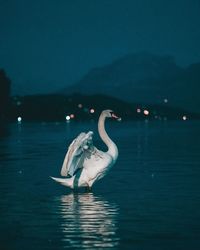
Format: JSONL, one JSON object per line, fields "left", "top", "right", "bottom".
{"left": 111, "top": 113, "right": 122, "bottom": 121}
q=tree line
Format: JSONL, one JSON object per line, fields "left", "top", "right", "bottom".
{"left": 0, "top": 69, "right": 11, "bottom": 120}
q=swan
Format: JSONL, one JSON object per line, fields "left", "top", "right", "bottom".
{"left": 51, "top": 110, "right": 121, "bottom": 190}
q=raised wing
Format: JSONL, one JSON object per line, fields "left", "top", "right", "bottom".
{"left": 60, "top": 131, "right": 94, "bottom": 177}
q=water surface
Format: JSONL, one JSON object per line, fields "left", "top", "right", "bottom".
{"left": 0, "top": 121, "right": 200, "bottom": 249}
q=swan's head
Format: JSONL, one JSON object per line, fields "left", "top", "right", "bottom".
{"left": 102, "top": 110, "right": 121, "bottom": 121}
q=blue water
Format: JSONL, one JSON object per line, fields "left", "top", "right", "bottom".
{"left": 0, "top": 120, "right": 200, "bottom": 249}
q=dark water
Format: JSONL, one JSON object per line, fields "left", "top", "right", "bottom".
{"left": 0, "top": 120, "right": 200, "bottom": 250}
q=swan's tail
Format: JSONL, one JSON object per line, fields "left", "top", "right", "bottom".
{"left": 50, "top": 176, "right": 73, "bottom": 188}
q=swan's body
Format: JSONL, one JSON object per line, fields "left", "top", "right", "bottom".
{"left": 51, "top": 110, "right": 121, "bottom": 189}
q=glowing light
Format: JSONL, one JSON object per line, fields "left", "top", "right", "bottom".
{"left": 70, "top": 114, "right": 75, "bottom": 119}
{"left": 17, "top": 116, "right": 22, "bottom": 122}
{"left": 182, "top": 115, "right": 187, "bottom": 121}
{"left": 136, "top": 108, "right": 141, "bottom": 113}
{"left": 143, "top": 110, "right": 149, "bottom": 116}
{"left": 164, "top": 98, "right": 168, "bottom": 103}
{"left": 90, "top": 108, "right": 95, "bottom": 114}
{"left": 65, "top": 115, "right": 70, "bottom": 121}
{"left": 78, "top": 104, "right": 83, "bottom": 108}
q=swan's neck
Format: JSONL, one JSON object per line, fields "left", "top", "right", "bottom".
{"left": 98, "top": 113, "right": 118, "bottom": 161}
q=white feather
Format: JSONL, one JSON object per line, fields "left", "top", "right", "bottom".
{"left": 51, "top": 110, "right": 120, "bottom": 189}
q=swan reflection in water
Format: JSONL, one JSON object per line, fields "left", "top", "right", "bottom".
{"left": 56, "top": 192, "right": 119, "bottom": 249}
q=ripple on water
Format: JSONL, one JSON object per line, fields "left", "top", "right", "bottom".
{"left": 53, "top": 193, "right": 120, "bottom": 249}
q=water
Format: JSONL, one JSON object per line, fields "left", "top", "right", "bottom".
{"left": 0, "top": 120, "right": 200, "bottom": 249}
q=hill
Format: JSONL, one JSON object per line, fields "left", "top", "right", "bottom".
{"left": 61, "top": 52, "right": 200, "bottom": 113}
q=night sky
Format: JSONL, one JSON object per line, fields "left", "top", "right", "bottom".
{"left": 0, "top": 0, "right": 200, "bottom": 95}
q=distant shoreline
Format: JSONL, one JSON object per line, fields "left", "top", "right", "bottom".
{"left": 6, "top": 93, "right": 200, "bottom": 122}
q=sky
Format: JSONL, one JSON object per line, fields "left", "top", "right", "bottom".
{"left": 0, "top": 0, "right": 200, "bottom": 95}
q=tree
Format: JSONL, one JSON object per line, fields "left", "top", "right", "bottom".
{"left": 0, "top": 69, "right": 11, "bottom": 119}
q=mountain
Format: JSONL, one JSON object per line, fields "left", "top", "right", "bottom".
{"left": 171, "top": 62, "right": 200, "bottom": 112}
{"left": 61, "top": 52, "right": 200, "bottom": 112}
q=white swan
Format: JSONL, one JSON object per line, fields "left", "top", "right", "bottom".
{"left": 51, "top": 110, "right": 121, "bottom": 189}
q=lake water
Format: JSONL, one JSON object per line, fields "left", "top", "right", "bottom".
{"left": 0, "top": 120, "right": 200, "bottom": 249}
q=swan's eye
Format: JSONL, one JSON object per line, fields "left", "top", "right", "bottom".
{"left": 110, "top": 111, "right": 115, "bottom": 117}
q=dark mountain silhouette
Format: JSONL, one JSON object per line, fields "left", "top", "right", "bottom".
{"left": 171, "top": 62, "right": 200, "bottom": 112}
{"left": 61, "top": 52, "right": 200, "bottom": 112}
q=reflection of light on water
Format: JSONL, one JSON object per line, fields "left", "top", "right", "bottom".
{"left": 56, "top": 193, "right": 119, "bottom": 249}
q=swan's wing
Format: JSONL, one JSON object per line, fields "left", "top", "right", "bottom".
{"left": 60, "top": 131, "right": 94, "bottom": 177}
